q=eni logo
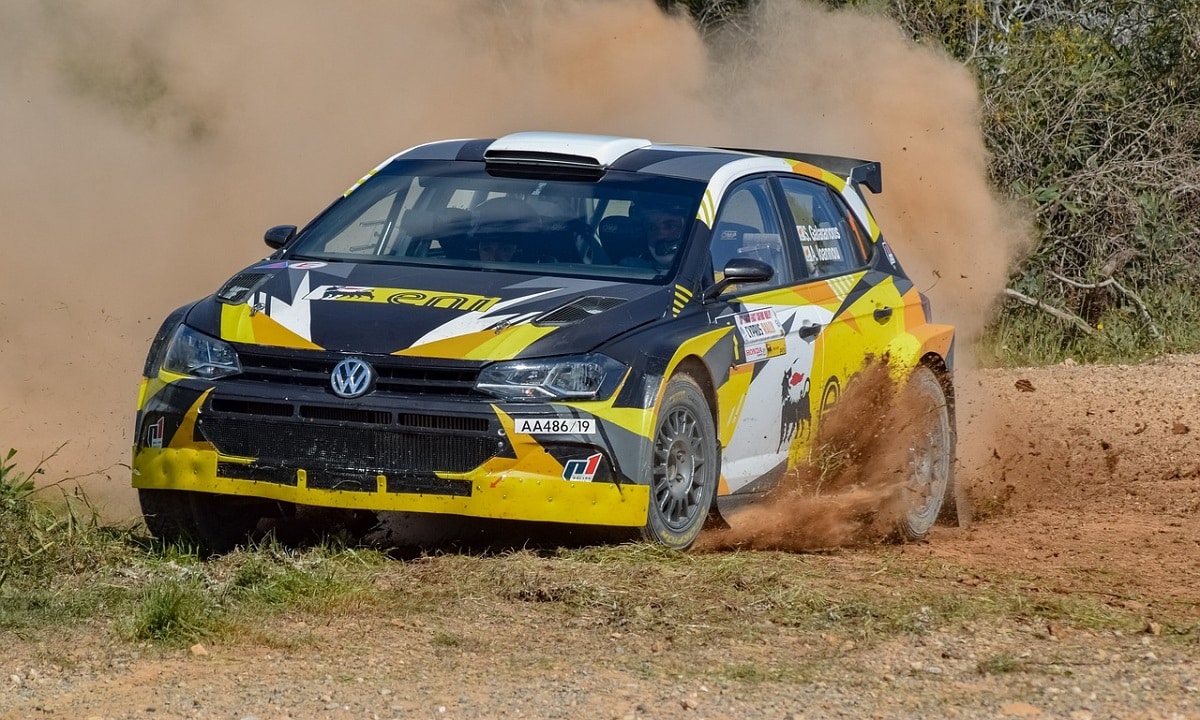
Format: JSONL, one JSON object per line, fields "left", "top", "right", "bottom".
{"left": 309, "top": 285, "right": 500, "bottom": 313}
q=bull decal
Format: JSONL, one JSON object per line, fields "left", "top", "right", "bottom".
{"left": 322, "top": 286, "right": 375, "bottom": 300}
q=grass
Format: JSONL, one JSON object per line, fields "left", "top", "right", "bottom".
{"left": 979, "top": 280, "right": 1200, "bottom": 366}
{"left": 1, "top": 449, "right": 1194, "bottom": 670}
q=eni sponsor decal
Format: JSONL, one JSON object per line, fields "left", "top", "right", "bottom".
{"left": 308, "top": 285, "right": 500, "bottom": 312}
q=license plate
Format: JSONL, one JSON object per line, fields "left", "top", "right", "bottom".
{"left": 513, "top": 417, "right": 596, "bottom": 435}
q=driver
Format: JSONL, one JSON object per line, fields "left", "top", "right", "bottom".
{"left": 472, "top": 196, "right": 540, "bottom": 263}
{"left": 619, "top": 202, "right": 690, "bottom": 270}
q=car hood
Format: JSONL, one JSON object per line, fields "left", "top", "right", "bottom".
{"left": 185, "top": 259, "right": 671, "bottom": 360}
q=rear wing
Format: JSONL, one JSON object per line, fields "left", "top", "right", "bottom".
{"left": 720, "top": 147, "right": 882, "bottom": 194}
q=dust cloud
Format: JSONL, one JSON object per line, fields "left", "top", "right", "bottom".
{"left": 0, "top": 0, "right": 1025, "bottom": 522}
{"left": 698, "top": 361, "right": 946, "bottom": 552}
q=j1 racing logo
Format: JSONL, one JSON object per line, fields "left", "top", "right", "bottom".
{"left": 145, "top": 417, "right": 165, "bottom": 449}
{"left": 562, "top": 453, "right": 603, "bottom": 481}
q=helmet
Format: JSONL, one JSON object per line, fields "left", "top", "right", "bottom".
{"left": 473, "top": 196, "right": 540, "bottom": 261}
{"left": 633, "top": 200, "right": 690, "bottom": 266}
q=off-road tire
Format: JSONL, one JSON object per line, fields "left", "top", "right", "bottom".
{"left": 640, "top": 373, "right": 718, "bottom": 550}
{"left": 894, "top": 364, "right": 958, "bottom": 541}
{"left": 139, "top": 488, "right": 266, "bottom": 555}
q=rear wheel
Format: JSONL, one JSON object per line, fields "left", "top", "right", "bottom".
{"left": 139, "top": 489, "right": 267, "bottom": 554}
{"left": 640, "top": 373, "right": 718, "bottom": 550}
{"left": 893, "top": 365, "right": 958, "bottom": 541}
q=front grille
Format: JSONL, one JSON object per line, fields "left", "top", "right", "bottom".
{"left": 208, "top": 397, "right": 474, "bottom": 432}
{"left": 397, "top": 413, "right": 488, "bottom": 432}
{"left": 210, "top": 399, "right": 294, "bottom": 417}
{"left": 299, "top": 406, "right": 392, "bottom": 424}
{"left": 234, "top": 346, "right": 484, "bottom": 397}
{"left": 198, "top": 416, "right": 501, "bottom": 474}
{"left": 214, "top": 462, "right": 471, "bottom": 496}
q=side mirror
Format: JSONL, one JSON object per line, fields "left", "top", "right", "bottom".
{"left": 264, "top": 225, "right": 297, "bottom": 250}
{"left": 702, "top": 257, "right": 774, "bottom": 302}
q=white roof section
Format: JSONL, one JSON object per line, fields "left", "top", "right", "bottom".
{"left": 487, "top": 132, "right": 653, "bottom": 168}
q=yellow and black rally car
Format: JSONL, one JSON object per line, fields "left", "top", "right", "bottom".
{"left": 133, "top": 132, "right": 958, "bottom": 551}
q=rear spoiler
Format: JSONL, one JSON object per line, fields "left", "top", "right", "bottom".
{"left": 720, "top": 147, "right": 882, "bottom": 194}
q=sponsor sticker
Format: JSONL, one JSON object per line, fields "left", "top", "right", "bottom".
{"left": 741, "top": 337, "right": 787, "bottom": 364}
{"left": 734, "top": 308, "right": 784, "bottom": 343}
{"left": 514, "top": 417, "right": 597, "bottom": 435}
{"left": 880, "top": 239, "right": 898, "bottom": 267}
{"left": 289, "top": 261, "right": 328, "bottom": 270}
{"left": 146, "top": 417, "right": 165, "bottom": 449}
{"left": 562, "top": 453, "right": 603, "bottom": 481}
{"left": 307, "top": 285, "right": 500, "bottom": 312}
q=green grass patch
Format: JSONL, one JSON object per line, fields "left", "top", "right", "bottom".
{"left": 126, "top": 576, "right": 225, "bottom": 644}
{"left": 1, "top": 448, "right": 1189, "bottom": 661}
{"left": 980, "top": 280, "right": 1200, "bottom": 366}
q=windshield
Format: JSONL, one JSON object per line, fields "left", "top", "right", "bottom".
{"left": 285, "top": 160, "right": 705, "bottom": 282}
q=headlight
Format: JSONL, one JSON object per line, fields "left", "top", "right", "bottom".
{"left": 161, "top": 325, "right": 242, "bottom": 379}
{"left": 476, "top": 353, "right": 627, "bottom": 401}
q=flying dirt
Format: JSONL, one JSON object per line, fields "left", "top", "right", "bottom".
{"left": 0, "top": 0, "right": 1027, "bottom": 531}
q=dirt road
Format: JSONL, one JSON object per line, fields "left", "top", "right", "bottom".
{"left": 3, "top": 358, "right": 1199, "bottom": 719}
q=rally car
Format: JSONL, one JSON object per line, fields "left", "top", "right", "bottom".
{"left": 132, "top": 131, "right": 959, "bottom": 552}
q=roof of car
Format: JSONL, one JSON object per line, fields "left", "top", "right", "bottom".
{"left": 391, "top": 132, "right": 881, "bottom": 193}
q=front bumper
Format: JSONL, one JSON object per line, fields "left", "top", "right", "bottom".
{"left": 132, "top": 365, "right": 653, "bottom": 527}
{"left": 132, "top": 446, "right": 649, "bottom": 526}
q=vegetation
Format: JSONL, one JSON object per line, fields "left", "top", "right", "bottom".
{"left": 659, "top": 0, "right": 1200, "bottom": 364}
{"left": 1, "top": 450, "right": 1191, "bottom": 658}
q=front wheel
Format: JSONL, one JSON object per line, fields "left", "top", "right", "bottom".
{"left": 139, "top": 489, "right": 267, "bottom": 555}
{"left": 893, "top": 365, "right": 958, "bottom": 542}
{"left": 640, "top": 373, "right": 718, "bottom": 550}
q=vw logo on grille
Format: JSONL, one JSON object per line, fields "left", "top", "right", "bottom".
{"left": 330, "top": 357, "right": 375, "bottom": 399}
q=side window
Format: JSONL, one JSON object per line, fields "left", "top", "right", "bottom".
{"left": 778, "top": 177, "right": 867, "bottom": 278}
{"left": 709, "top": 178, "right": 793, "bottom": 288}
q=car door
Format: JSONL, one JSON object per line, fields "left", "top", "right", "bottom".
{"left": 775, "top": 175, "right": 899, "bottom": 429}
{"left": 708, "top": 178, "right": 835, "bottom": 494}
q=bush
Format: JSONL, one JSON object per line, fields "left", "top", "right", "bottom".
{"left": 850, "top": 0, "right": 1200, "bottom": 361}
{"left": 669, "top": 0, "right": 1200, "bottom": 362}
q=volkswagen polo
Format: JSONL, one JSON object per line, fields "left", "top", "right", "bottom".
{"left": 132, "top": 131, "right": 959, "bottom": 551}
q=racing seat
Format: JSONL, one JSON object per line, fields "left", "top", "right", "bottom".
{"left": 598, "top": 215, "right": 641, "bottom": 264}
{"left": 431, "top": 208, "right": 474, "bottom": 259}
{"left": 394, "top": 208, "right": 473, "bottom": 259}
{"left": 709, "top": 222, "right": 759, "bottom": 274}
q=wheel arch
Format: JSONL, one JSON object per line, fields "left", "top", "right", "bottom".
{"left": 671, "top": 355, "right": 719, "bottom": 431}
{"left": 918, "top": 351, "right": 955, "bottom": 427}
{"left": 669, "top": 354, "right": 727, "bottom": 525}
{"left": 916, "top": 351, "right": 969, "bottom": 528}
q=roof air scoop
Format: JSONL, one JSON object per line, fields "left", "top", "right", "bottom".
{"left": 485, "top": 132, "right": 652, "bottom": 171}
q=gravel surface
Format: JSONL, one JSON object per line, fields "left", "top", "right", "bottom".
{"left": 3, "top": 358, "right": 1199, "bottom": 719}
